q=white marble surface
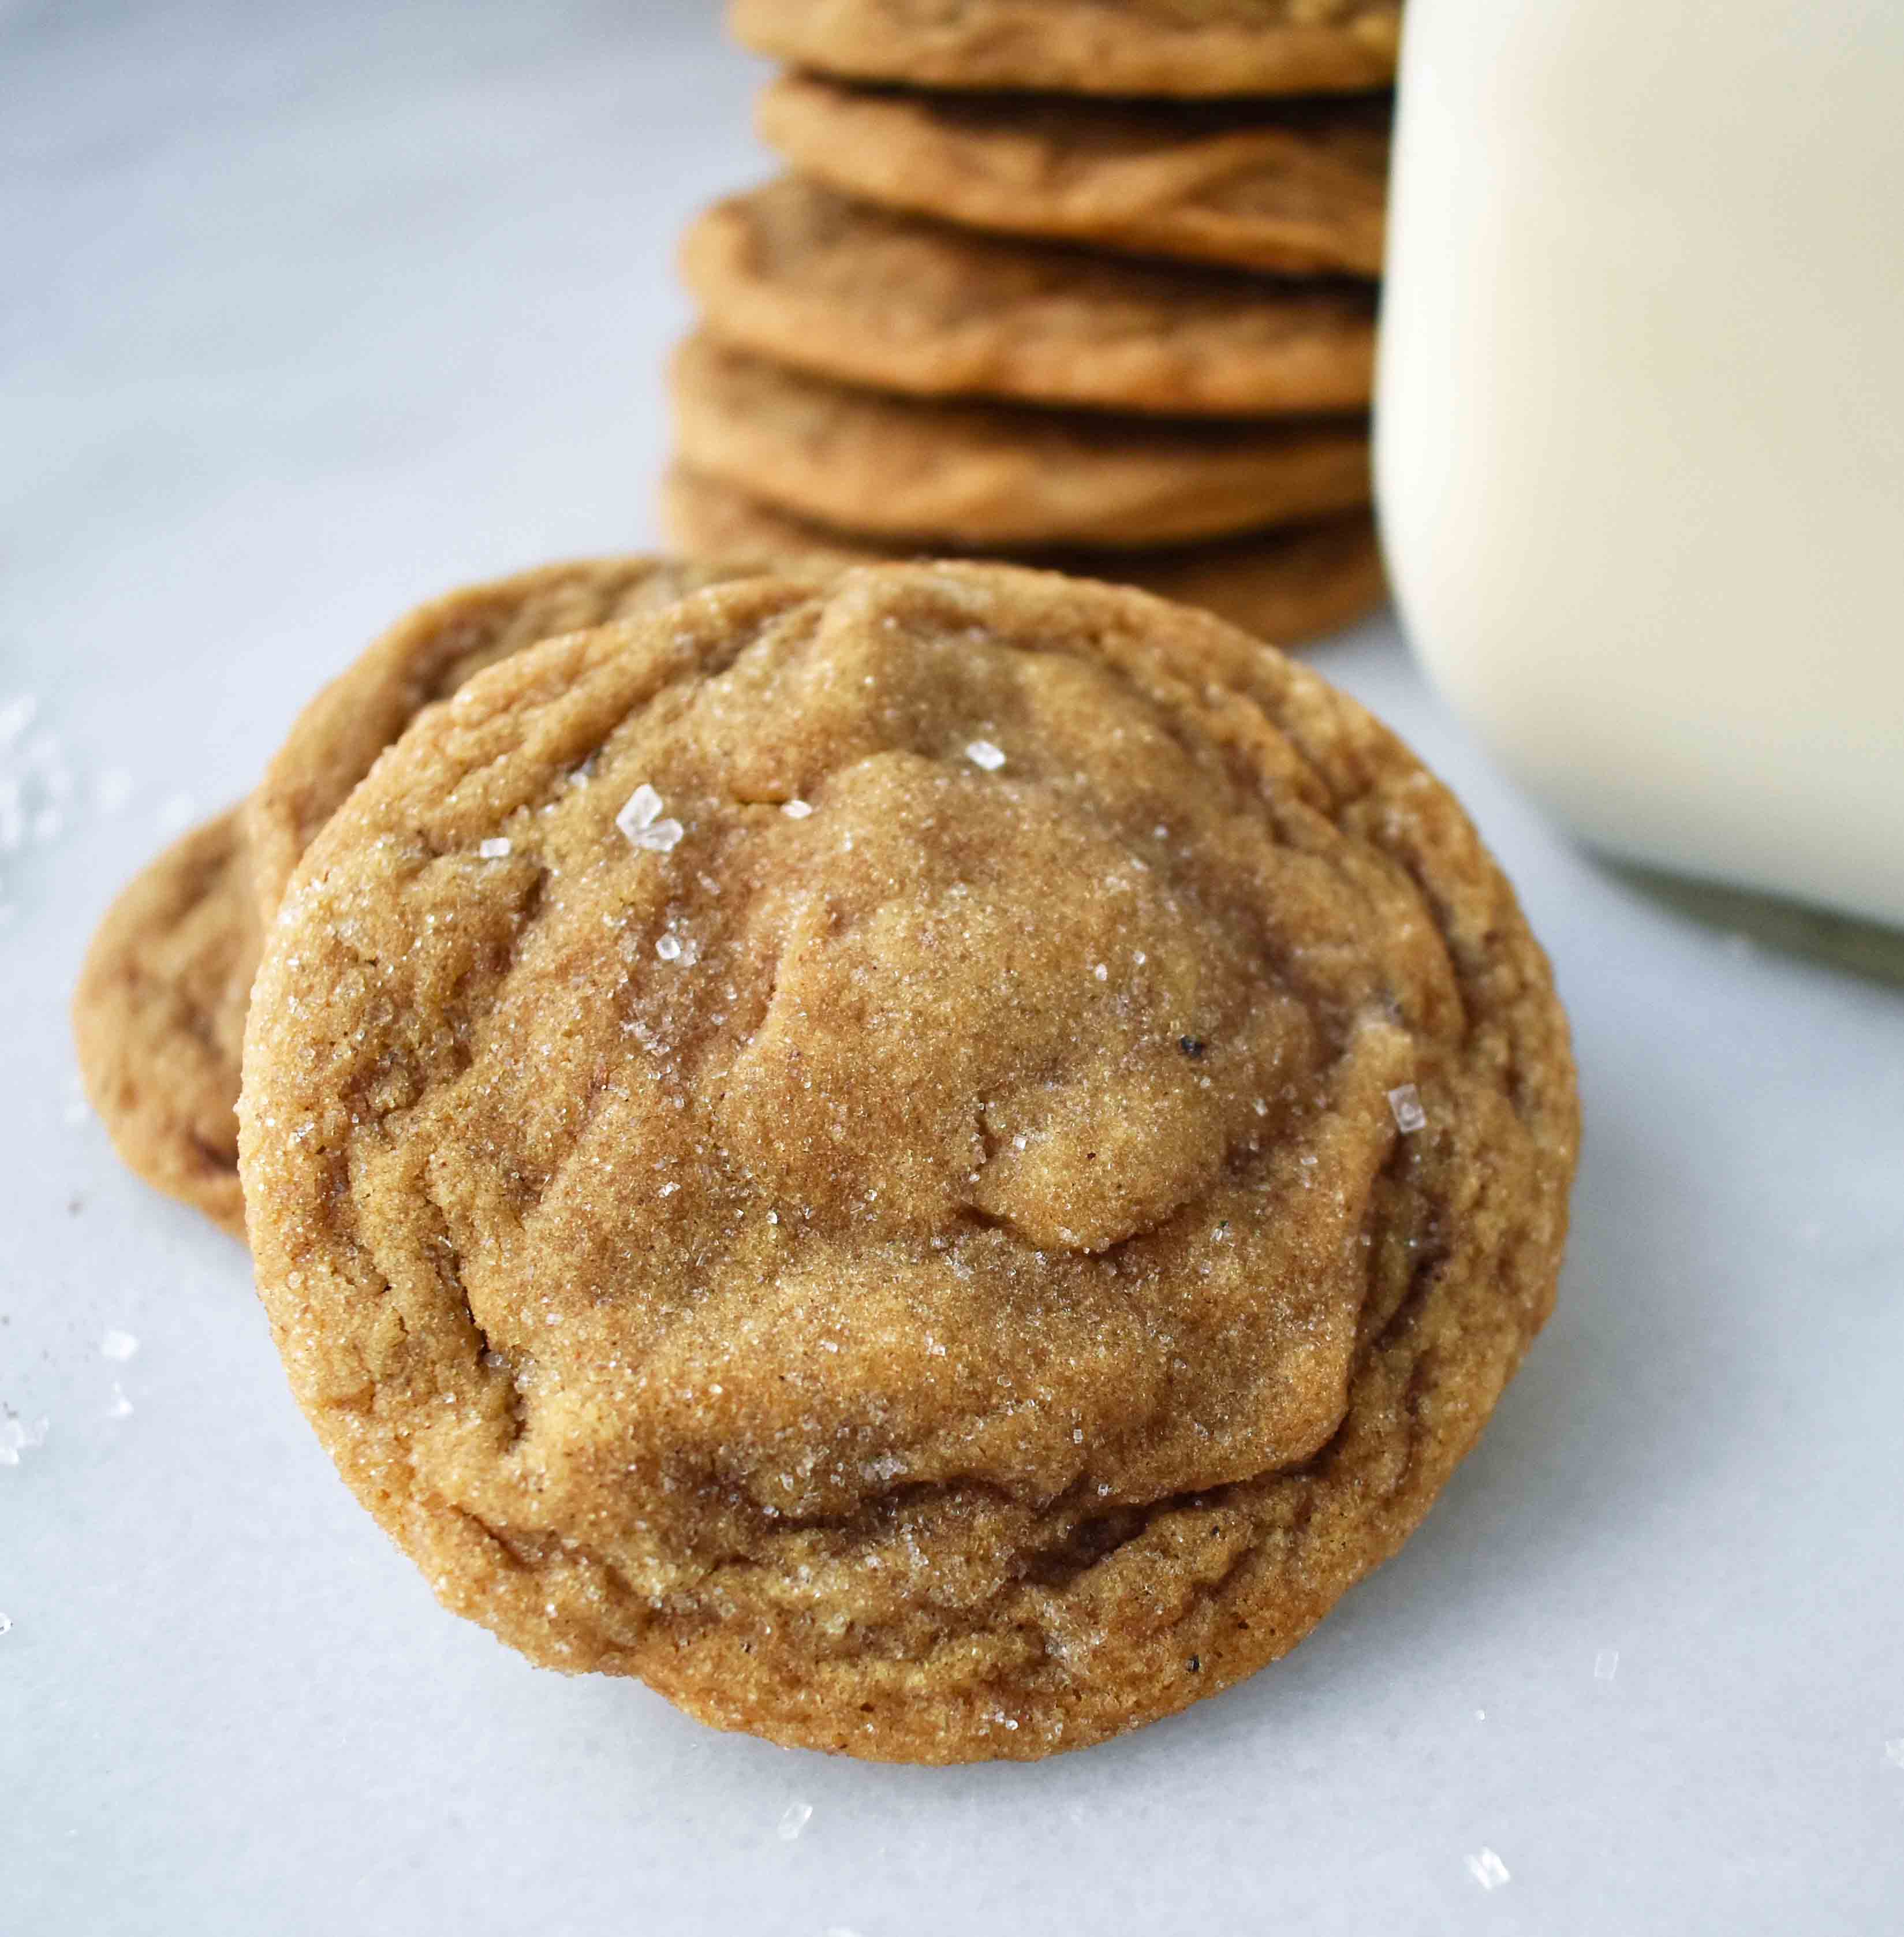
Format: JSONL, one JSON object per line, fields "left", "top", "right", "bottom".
{"left": 3, "top": 4, "right": 1902, "bottom": 1932}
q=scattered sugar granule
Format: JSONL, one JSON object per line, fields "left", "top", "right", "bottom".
{"left": 635, "top": 818, "right": 684, "bottom": 854}
{"left": 1595, "top": 1648, "right": 1619, "bottom": 1682}
{"left": 777, "top": 1801, "right": 812, "bottom": 1842}
{"left": 478, "top": 837, "right": 512, "bottom": 860}
{"left": 1387, "top": 1084, "right": 1428, "bottom": 1134}
{"left": 1092, "top": 962, "right": 1108, "bottom": 981}
{"left": 0, "top": 1414, "right": 50, "bottom": 1466}
{"left": 1466, "top": 1849, "right": 1511, "bottom": 1892}
{"left": 964, "top": 739, "right": 1006, "bottom": 771}
{"left": 0, "top": 1611, "right": 11, "bottom": 1635}
{"left": 782, "top": 799, "right": 813, "bottom": 819}
{"left": 658, "top": 1181, "right": 680, "bottom": 1199}
{"left": 101, "top": 1330, "right": 138, "bottom": 1363}
{"left": 106, "top": 1383, "right": 133, "bottom": 1420}
{"left": 1883, "top": 1739, "right": 1904, "bottom": 1770}
{"left": 615, "top": 783, "right": 667, "bottom": 846}
{"left": 656, "top": 934, "right": 683, "bottom": 962}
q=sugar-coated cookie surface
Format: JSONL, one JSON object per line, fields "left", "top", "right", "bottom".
{"left": 248, "top": 556, "right": 778, "bottom": 920}
{"left": 240, "top": 563, "right": 1577, "bottom": 1762}
{"left": 682, "top": 178, "right": 1377, "bottom": 417}
{"left": 72, "top": 809, "right": 257, "bottom": 1240}
{"left": 730, "top": 0, "right": 1401, "bottom": 99}
{"left": 662, "top": 464, "right": 1388, "bottom": 645}
{"left": 757, "top": 74, "right": 1391, "bottom": 278}
{"left": 671, "top": 334, "right": 1371, "bottom": 548}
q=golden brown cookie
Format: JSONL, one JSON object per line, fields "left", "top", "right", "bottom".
{"left": 672, "top": 334, "right": 1370, "bottom": 548}
{"left": 758, "top": 74, "right": 1390, "bottom": 278}
{"left": 662, "top": 462, "right": 1387, "bottom": 643}
{"left": 72, "top": 809, "right": 257, "bottom": 1241}
{"left": 682, "top": 178, "right": 1377, "bottom": 418}
{"left": 248, "top": 556, "right": 777, "bottom": 920}
{"left": 240, "top": 563, "right": 1578, "bottom": 1763}
{"left": 729, "top": 0, "right": 1401, "bottom": 98}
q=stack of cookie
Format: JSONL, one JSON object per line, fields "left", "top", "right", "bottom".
{"left": 664, "top": 0, "right": 1400, "bottom": 645}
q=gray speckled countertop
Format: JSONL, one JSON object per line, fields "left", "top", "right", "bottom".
{"left": 4, "top": 4, "right": 1902, "bottom": 1931}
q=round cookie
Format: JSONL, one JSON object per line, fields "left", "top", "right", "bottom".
{"left": 248, "top": 555, "right": 777, "bottom": 920}
{"left": 671, "top": 333, "right": 1371, "bottom": 549}
{"left": 682, "top": 178, "right": 1376, "bottom": 418}
{"left": 240, "top": 563, "right": 1578, "bottom": 1763}
{"left": 757, "top": 73, "right": 1390, "bottom": 278}
{"left": 72, "top": 809, "right": 257, "bottom": 1241}
{"left": 662, "top": 463, "right": 1388, "bottom": 644}
{"left": 729, "top": 0, "right": 1401, "bottom": 99}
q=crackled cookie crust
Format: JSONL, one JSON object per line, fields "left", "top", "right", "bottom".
{"left": 240, "top": 563, "right": 1577, "bottom": 1762}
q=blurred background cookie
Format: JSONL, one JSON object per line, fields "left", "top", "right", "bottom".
{"left": 663, "top": 463, "right": 1386, "bottom": 644}
{"left": 670, "top": 332, "right": 1370, "bottom": 547}
{"left": 756, "top": 76, "right": 1390, "bottom": 277}
{"left": 682, "top": 178, "right": 1376, "bottom": 416}
{"left": 729, "top": 0, "right": 1402, "bottom": 98}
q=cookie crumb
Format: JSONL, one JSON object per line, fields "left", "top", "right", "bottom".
{"left": 1465, "top": 1849, "right": 1510, "bottom": 1891}
{"left": 964, "top": 739, "right": 1006, "bottom": 771}
{"left": 101, "top": 1330, "right": 139, "bottom": 1363}
{"left": 478, "top": 837, "right": 512, "bottom": 860}
{"left": 1387, "top": 1083, "right": 1427, "bottom": 1133}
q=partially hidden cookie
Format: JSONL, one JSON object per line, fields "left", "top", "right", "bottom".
{"left": 662, "top": 462, "right": 1387, "bottom": 644}
{"left": 671, "top": 333, "right": 1370, "bottom": 548}
{"left": 248, "top": 555, "right": 778, "bottom": 921}
{"left": 758, "top": 73, "right": 1390, "bottom": 278}
{"left": 682, "top": 178, "right": 1376, "bottom": 417}
{"left": 729, "top": 0, "right": 1401, "bottom": 99}
{"left": 72, "top": 558, "right": 777, "bottom": 1246}
{"left": 240, "top": 562, "right": 1578, "bottom": 1763}
{"left": 72, "top": 809, "right": 257, "bottom": 1240}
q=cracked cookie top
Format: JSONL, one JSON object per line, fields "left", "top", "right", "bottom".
{"left": 239, "top": 563, "right": 1577, "bottom": 1762}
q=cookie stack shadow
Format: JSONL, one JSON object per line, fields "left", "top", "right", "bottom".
{"left": 664, "top": 0, "right": 1400, "bottom": 646}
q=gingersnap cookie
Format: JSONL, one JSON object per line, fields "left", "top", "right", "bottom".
{"left": 730, "top": 0, "right": 1401, "bottom": 99}
{"left": 72, "top": 809, "right": 257, "bottom": 1240}
{"left": 684, "top": 178, "right": 1376, "bottom": 418}
{"left": 757, "top": 74, "right": 1390, "bottom": 278}
{"left": 672, "top": 334, "right": 1369, "bottom": 549}
{"left": 240, "top": 562, "right": 1578, "bottom": 1763}
{"left": 662, "top": 462, "right": 1386, "bottom": 643}
{"left": 247, "top": 557, "right": 782, "bottom": 923}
